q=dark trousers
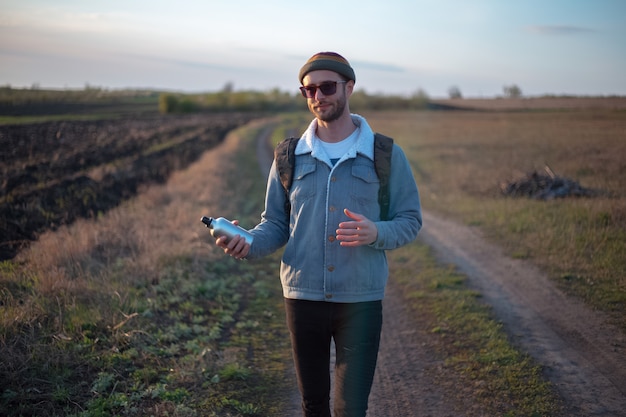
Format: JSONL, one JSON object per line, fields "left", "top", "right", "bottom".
{"left": 284, "top": 298, "right": 383, "bottom": 417}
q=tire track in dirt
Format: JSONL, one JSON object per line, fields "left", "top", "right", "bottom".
{"left": 419, "top": 212, "right": 626, "bottom": 416}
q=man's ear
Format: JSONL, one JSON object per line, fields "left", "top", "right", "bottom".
{"left": 346, "top": 80, "right": 355, "bottom": 97}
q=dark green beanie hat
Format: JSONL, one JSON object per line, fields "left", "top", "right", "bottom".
{"left": 299, "top": 52, "right": 356, "bottom": 84}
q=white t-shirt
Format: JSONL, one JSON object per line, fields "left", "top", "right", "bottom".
{"left": 317, "top": 128, "right": 359, "bottom": 165}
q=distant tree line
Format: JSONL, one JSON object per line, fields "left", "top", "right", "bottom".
{"left": 10, "top": 82, "right": 623, "bottom": 118}
{"left": 0, "top": 85, "right": 158, "bottom": 104}
{"left": 158, "top": 88, "right": 303, "bottom": 113}
{"left": 0, "top": 86, "right": 160, "bottom": 117}
{"left": 446, "top": 84, "right": 524, "bottom": 99}
{"left": 158, "top": 87, "right": 432, "bottom": 114}
{"left": 502, "top": 84, "right": 523, "bottom": 98}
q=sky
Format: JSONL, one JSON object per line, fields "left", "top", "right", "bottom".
{"left": 1, "top": 0, "right": 625, "bottom": 98}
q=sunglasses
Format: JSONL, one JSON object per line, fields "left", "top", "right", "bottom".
{"left": 300, "top": 80, "right": 347, "bottom": 98}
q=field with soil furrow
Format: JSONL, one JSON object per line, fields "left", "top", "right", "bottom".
{"left": 0, "top": 113, "right": 255, "bottom": 260}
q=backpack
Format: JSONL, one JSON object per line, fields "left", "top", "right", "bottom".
{"left": 274, "top": 133, "right": 394, "bottom": 220}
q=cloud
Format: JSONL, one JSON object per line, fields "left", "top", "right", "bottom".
{"left": 123, "top": 53, "right": 240, "bottom": 72}
{"left": 526, "top": 25, "right": 597, "bottom": 35}
{"left": 352, "top": 60, "right": 405, "bottom": 73}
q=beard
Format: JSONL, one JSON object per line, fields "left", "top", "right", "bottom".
{"left": 309, "top": 89, "right": 347, "bottom": 123}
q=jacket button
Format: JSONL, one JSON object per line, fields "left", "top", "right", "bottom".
{"left": 329, "top": 206, "right": 336, "bottom": 212}
{"left": 328, "top": 235, "right": 335, "bottom": 242}
{"left": 325, "top": 294, "right": 333, "bottom": 299}
{"left": 331, "top": 176, "right": 337, "bottom": 182}
{"left": 327, "top": 265, "right": 335, "bottom": 272}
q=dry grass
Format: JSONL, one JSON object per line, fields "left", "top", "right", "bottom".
{"left": 366, "top": 109, "right": 625, "bottom": 196}
{"left": 364, "top": 108, "right": 626, "bottom": 326}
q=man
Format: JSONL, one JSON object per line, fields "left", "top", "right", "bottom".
{"left": 214, "top": 52, "right": 422, "bottom": 417}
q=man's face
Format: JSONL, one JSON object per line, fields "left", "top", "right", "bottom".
{"left": 301, "top": 70, "right": 353, "bottom": 123}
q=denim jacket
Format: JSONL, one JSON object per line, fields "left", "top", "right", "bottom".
{"left": 247, "top": 114, "right": 422, "bottom": 302}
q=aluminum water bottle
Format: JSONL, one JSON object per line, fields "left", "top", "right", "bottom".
{"left": 201, "top": 216, "right": 253, "bottom": 245}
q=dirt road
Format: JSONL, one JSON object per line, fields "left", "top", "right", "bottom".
{"left": 256, "top": 127, "right": 626, "bottom": 416}
{"left": 418, "top": 213, "right": 626, "bottom": 416}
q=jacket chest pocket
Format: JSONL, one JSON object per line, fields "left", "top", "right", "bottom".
{"left": 290, "top": 162, "right": 317, "bottom": 205}
{"left": 350, "top": 164, "right": 380, "bottom": 205}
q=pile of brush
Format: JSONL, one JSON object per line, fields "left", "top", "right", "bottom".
{"left": 501, "top": 165, "right": 596, "bottom": 200}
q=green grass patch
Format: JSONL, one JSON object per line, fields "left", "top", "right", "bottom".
{"left": 0, "top": 114, "right": 117, "bottom": 125}
{"left": 269, "top": 112, "right": 310, "bottom": 146}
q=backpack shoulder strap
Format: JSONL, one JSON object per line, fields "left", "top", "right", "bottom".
{"left": 373, "top": 133, "right": 394, "bottom": 221}
{"left": 274, "top": 137, "right": 300, "bottom": 215}
{"left": 275, "top": 134, "right": 394, "bottom": 220}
